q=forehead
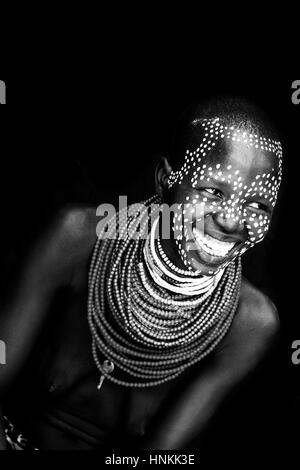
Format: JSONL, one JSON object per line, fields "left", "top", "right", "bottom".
{"left": 203, "top": 139, "right": 280, "bottom": 182}
{"left": 168, "top": 118, "right": 283, "bottom": 189}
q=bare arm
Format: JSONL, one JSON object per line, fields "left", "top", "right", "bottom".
{"left": 0, "top": 407, "right": 6, "bottom": 449}
{"left": 0, "top": 206, "right": 94, "bottom": 449}
{"left": 138, "top": 287, "right": 280, "bottom": 450}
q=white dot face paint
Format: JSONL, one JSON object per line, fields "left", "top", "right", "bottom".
{"left": 166, "top": 118, "right": 282, "bottom": 275}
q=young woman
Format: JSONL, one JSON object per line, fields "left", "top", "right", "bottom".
{"left": 0, "top": 96, "right": 282, "bottom": 450}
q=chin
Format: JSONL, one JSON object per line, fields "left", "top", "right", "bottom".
{"left": 188, "top": 253, "right": 226, "bottom": 275}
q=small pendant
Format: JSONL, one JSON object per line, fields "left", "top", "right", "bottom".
{"left": 97, "top": 360, "right": 114, "bottom": 390}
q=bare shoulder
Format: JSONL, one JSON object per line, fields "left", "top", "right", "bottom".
{"left": 214, "top": 278, "right": 280, "bottom": 375}
{"left": 237, "top": 277, "right": 280, "bottom": 339}
{"left": 55, "top": 203, "right": 98, "bottom": 258}
{"left": 29, "top": 203, "right": 99, "bottom": 286}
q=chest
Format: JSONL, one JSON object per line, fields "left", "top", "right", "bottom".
{"left": 30, "top": 268, "right": 173, "bottom": 439}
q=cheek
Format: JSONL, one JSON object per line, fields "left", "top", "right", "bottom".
{"left": 172, "top": 198, "right": 218, "bottom": 236}
{"left": 183, "top": 193, "right": 221, "bottom": 217}
{"left": 172, "top": 194, "right": 228, "bottom": 239}
{"left": 244, "top": 213, "right": 271, "bottom": 244}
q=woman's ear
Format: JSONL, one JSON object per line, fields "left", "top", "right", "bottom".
{"left": 155, "top": 156, "right": 173, "bottom": 199}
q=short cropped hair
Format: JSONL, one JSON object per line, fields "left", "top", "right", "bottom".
{"left": 169, "top": 95, "right": 280, "bottom": 171}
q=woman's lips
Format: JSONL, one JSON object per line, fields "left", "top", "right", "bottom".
{"left": 193, "top": 228, "right": 235, "bottom": 256}
{"left": 188, "top": 228, "right": 239, "bottom": 265}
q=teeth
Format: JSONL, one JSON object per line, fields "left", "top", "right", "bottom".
{"left": 192, "top": 229, "right": 235, "bottom": 257}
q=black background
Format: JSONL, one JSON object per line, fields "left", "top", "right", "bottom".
{"left": 0, "top": 68, "right": 299, "bottom": 461}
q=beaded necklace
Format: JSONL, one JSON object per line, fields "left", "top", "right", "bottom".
{"left": 88, "top": 195, "right": 242, "bottom": 388}
{"left": 143, "top": 215, "right": 225, "bottom": 296}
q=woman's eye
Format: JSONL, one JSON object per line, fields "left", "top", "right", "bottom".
{"left": 247, "top": 202, "right": 269, "bottom": 212}
{"left": 204, "top": 188, "right": 223, "bottom": 198}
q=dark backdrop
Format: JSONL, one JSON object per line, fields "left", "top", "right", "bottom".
{"left": 0, "top": 73, "right": 299, "bottom": 459}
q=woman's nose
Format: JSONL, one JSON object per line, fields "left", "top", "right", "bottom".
{"left": 213, "top": 211, "right": 244, "bottom": 234}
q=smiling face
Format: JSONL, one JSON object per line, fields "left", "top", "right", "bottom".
{"left": 160, "top": 118, "right": 282, "bottom": 276}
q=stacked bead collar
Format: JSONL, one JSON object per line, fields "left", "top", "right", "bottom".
{"left": 88, "top": 195, "right": 242, "bottom": 388}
